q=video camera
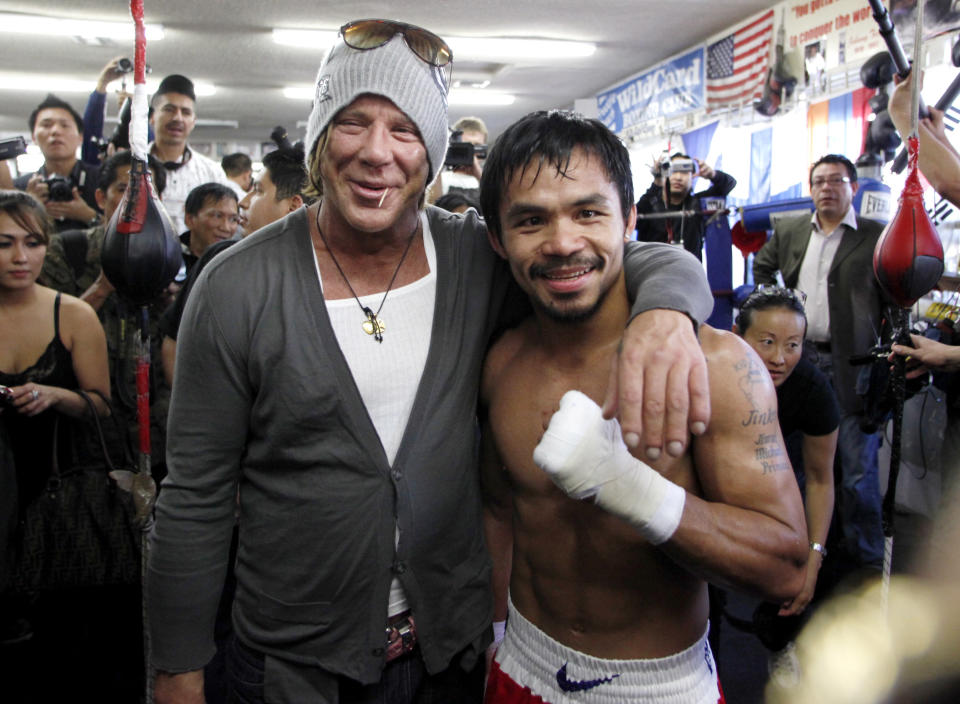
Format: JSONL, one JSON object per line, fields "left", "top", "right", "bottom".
{"left": 0, "top": 136, "right": 27, "bottom": 162}
{"left": 92, "top": 58, "right": 152, "bottom": 157}
{"left": 444, "top": 130, "right": 487, "bottom": 169}
{"left": 659, "top": 155, "right": 697, "bottom": 177}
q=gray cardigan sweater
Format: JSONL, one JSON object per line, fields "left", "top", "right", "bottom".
{"left": 147, "top": 205, "right": 712, "bottom": 699}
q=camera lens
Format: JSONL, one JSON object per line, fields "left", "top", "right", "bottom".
{"left": 46, "top": 175, "right": 74, "bottom": 202}
{"left": 117, "top": 58, "right": 133, "bottom": 73}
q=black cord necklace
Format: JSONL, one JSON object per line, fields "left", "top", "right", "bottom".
{"left": 315, "top": 207, "right": 419, "bottom": 343}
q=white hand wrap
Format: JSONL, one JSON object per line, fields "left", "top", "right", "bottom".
{"left": 532, "top": 390, "right": 686, "bottom": 545}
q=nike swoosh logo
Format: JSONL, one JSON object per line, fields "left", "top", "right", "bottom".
{"left": 556, "top": 663, "right": 620, "bottom": 692}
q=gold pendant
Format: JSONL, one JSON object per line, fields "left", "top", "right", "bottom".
{"left": 362, "top": 315, "right": 385, "bottom": 337}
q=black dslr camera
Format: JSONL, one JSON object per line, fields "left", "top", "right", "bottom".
{"left": 444, "top": 130, "right": 487, "bottom": 169}
{"left": 45, "top": 174, "right": 75, "bottom": 202}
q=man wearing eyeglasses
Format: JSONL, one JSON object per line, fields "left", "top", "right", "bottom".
{"left": 753, "top": 154, "right": 887, "bottom": 575}
{"left": 149, "top": 19, "right": 716, "bottom": 704}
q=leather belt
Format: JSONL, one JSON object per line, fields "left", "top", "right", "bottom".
{"left": 385, "top": 610, "right": 417, "bottom": 662}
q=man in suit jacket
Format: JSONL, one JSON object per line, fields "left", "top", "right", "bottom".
{"left": 753, "top": 153, "right": 887, "bottom": 572}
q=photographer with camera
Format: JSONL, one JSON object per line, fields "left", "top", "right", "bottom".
{"left": 14, "top": 94, "right": 100, "bottom": 233}
{"left": 79, "top": 56, "right": 148, "bottom": 167}
{"left": 635, "top": 152, "right": 735, "bottom": 260}
{"left": 426, "top": 116, "right": 487, "bottom": 210}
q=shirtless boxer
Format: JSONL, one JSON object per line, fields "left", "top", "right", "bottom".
{"left": 478, "top": 111, "right": 808, "bottom": 703}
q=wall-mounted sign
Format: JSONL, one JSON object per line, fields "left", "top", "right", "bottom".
{"left": 597, "top": 47, "right": 705, "bottom": 133}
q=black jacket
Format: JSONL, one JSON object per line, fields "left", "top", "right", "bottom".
{"left": 635, "top": 170, "right": 736, "bottom": 259}
{"left": 14, "top": 160, "right": 100, "bottom": 232}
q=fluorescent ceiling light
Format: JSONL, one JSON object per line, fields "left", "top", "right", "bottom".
{"left": 449, "top": 90, "right": 515, "bottom": 106}
{"left": 0, "top": 13, "right": 164, "bottom": 41}
{"left": 105, "top": 116, "right": 237, "bottom": 128}
{"left": 273, "top": 29, "right": 337, "bottom": 49}
{"left": 0, "top": 74, "right": 216, "bottom": 97}
{"left": 284, "top": 84, "right": 514, "bottom": 106}
{"left": 273, "top": 27, "right": 594, "bottom": 61}
{"left": 283, "top": 86, "right": 315, "bottom": 100}
{"left": 448, "top": 37, "right": 595, "bottom": 60}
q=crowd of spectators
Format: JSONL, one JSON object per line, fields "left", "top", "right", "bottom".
{"left": 0, "top": 60, "right": 315, "bottom": 699}
{"left": 2, "top": 33, "right": 959, "bottom": 704}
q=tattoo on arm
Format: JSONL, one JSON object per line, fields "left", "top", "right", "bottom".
{"left": 735, "top": 357, "right": 768, "bottom": 406}
{"left": 754, "top": 432, "right": 790, "bottom": 474}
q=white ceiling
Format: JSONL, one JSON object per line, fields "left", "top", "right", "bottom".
{"left": 0, "top": 1, "right": 775, "bottom": 148}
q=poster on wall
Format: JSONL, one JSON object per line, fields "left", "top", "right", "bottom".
{"left": 597, "top": 47, "right": 705, "bottom": 134}
{"left": 782, "top": 0, "right": 888, "bottom": 86}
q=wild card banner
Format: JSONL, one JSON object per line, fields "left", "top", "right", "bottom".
{"left": 598, "top": 47, "right": 705, "bottom": 133}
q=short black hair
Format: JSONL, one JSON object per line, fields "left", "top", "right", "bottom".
{"left": 479, "top": 110, "right": 633, "bottom": 241}
{"left": 184, "top": 182, "right": 237, "bottom": 216}
{"left": 29, "top": 94, "right": 83, "bottom": 134}
{"left": 97, "top": 150, "right": 168, "bottom": 197}
{"left": 735, "top": 287, "right": 807, "bottom": 336}
{"left": 153, "top": 74, "right": 196, "bottom": 104}
{"left": 809, "top": 154, "right": 857, "bottom": 185}
{"left": 262, "top": 145, "right": 311, "bottom": 202}
{"left": 221, "top": 152, "right": 252, "bottom": 177}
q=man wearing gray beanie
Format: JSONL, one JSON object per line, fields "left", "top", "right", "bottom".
{"left": 149, "top": 19, "right": 715, "bottom": 704}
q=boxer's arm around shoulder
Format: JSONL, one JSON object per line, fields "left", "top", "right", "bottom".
{"left": 666, "top": 328, "right": 808, "bottom": 602}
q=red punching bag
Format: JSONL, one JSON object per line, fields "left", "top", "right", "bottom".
{"left": 100, "top": 0, "right": 181, "bottom": 305}
{"left": 873, "top": 136, "right": 944, "bottom": 307}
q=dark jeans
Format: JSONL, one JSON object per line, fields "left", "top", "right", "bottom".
{"left": 806, "top": 345, "right": 884, "bottom": 569}
{"left": 226, "top": 636, "right": 484, "bottom": 704}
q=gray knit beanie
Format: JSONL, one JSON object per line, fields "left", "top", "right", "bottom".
{"left": 304, "top": 32, "right": 450, "bottom": 183}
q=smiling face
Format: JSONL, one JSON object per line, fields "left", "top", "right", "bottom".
{"left": 0, "top": 211, "right": 47, "bottom": 291}
{"left": 490, "top": 148, "right": 635, "bottom": 323}
{"left": 184, "top": 195, "right": 239, "bottom": 256}
{"left": 32, "top": 107, "right": 82, "bottom": 164}
{"left": 318, "top": 95, "right": 429, "bottom": 234}
{"left": 741, "top": 307, "right": 807, "bottom": 387}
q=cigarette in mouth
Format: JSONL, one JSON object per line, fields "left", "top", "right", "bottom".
{"left": 378, "top": 188, "right": 389, "bottom": 208}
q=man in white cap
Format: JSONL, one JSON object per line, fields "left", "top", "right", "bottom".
{"left": 148, "top": 19, "right": 715, "bottom": 704}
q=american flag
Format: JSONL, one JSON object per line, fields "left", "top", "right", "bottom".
{"left": 706, "top": 9, "right": 774, "bottom": 110}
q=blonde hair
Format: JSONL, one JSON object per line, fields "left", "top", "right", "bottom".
{"left": 304, "top": 126, "right": 332, "bottom": 202}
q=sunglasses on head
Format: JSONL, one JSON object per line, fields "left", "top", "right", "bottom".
{"left": 339, "top": 19, "right": 453, "bottom": 90}
{"left": 746, "top": 284, "right": 808, "bottom": 307}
